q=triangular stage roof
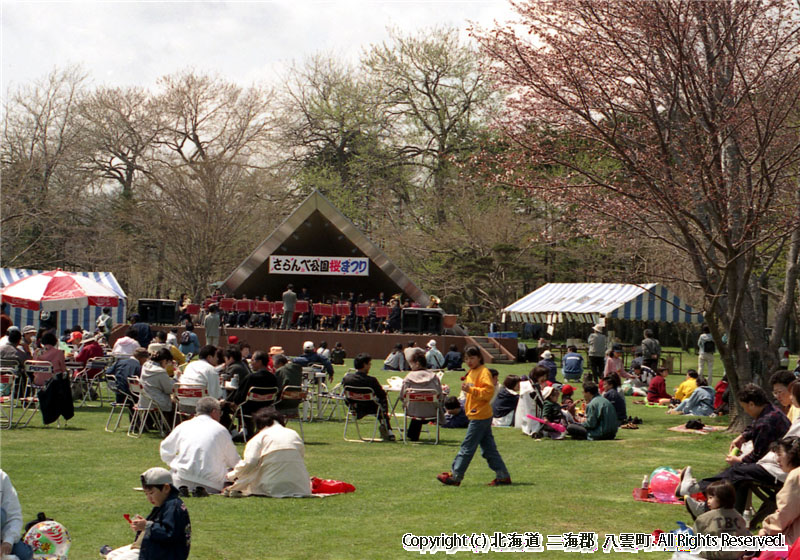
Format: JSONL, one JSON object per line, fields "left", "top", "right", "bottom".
{"left": 221, "top": 190, "right": 429, "bottom": 304}
{"left": 503, "top": 283, "right": 704, "bottom": 324}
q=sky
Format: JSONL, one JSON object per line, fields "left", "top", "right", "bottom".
{"left": 1, "top": 1, "right": 516, "bottom": 93}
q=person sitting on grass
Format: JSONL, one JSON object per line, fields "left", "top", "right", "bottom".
{"left": 159, "top": 397, "right": 240, "bottom": 497}
{"left": 330, "top": 342, "right": 347, "bottom": 365}
{"left": 103, "top": 467, "right": 190, "bottom": 560}
{"left": 541, "top": 386, "right": 566, "bottom": 439}
{"left": 436, "top": 345, "right": 511, "bottom": 487}
{"left": 602, "top": 373, "right": 627, "bottom": 424}
{"left": 566, "top": 382, "right": 618, "bottom": 441}
{"left": 672, "top": 369, "right": 699, "bottom": 403}
{"left": 224, "top": 408, "right": 312, "bottom": 498}
{"left": 343, "top": 353, "right": 396, "bottom": 441}
{"left": 443, "top": 396, "right": 469, "bottom": 428}
{"left": 515, "top": 366, "right": 550, "bottom": 437}
{"left": 677, "top": 384, "right": 792, "bottom": 517}
{"left": 443, "top": 344, "right": 464, "bottom": 371}
{"left": 1, "top": 469, "right": 33, "bottom": 560}
{"left": 759, "top": 436, "right": 800, "bottom": 546}
{"left": 492, "top": 375, "right": 520, "bottom": 427}
{"left": 647, "top": 367, "right": 671, "bottom": 404}
{"left": 669, "top": 376, "right": 715, "bottom": 416}
{"left": 383, "top": 343, "right": 406, "bottom": 371}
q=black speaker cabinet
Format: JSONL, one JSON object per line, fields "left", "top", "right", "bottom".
{"left": 401, "top": 308, "right": 443, "bottom": 334}
{"left": 137, "top": 299, "right": 178, "bottom": 324}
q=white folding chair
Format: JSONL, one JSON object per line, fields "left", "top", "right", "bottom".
{"left": 402, "top": 388, "right": 441, "bottom": 444}
{"left": 172, "top": 384, "right": 208, "bottom": 429}
{"left": 237, "top": 386, "right": 278, "bottom": 440}
{"left": 16, "top": 361, "right": 52, "bottom": 428}
{"left": 0, "top": 369, "right": 16, "bottom": 429}
{"left": 127, "top": 378, "right": 170, "bottom": 438}
{"left": 275, "top": 385, "right": 307, "bottom": 441}
{"left": 76, "top": 356, "right": 116, "bottom": 408}
{"left": 342, "top": 386, "right": 384, "bottom": 442}
{"left": 104, "top": 374, "right": 133, "bottom": 433}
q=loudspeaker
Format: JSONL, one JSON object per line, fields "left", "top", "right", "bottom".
{"left": 401, "top": 308, "right": 443, "bottom": 334}
{"left": 137, "top": 299, "right": 177, "bottom": 324}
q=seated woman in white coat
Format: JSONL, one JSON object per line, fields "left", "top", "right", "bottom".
{"left": 224, "top": 408, "right": 312, "bottom": 498}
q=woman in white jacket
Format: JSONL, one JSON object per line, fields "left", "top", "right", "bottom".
{"left": 224, "top": 408, "right": 311, "bottom": 498}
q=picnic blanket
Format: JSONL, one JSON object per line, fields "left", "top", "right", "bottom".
{"left": 632, "top": 488, "right": 682, "bottom": 505}
{"left": 667, "top": 425, "right": 726, "bottom": 435}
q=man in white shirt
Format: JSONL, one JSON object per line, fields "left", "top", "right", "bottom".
{"left": 178, "top": 345, "right": 222, "bottom": 400}
{"left": 111, "top": 327, "right": 142, "bottom": 357}
{"left": 159, "top": 397, "right": 240, "bottom": 496}
{"left": 1, "top": 469, "right": 34, "bottom": 559}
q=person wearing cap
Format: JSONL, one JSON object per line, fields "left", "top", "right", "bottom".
{"left": 538, "top": 350, "right": 558, "bottom": 383}
{"left": 425, "top": 340, "right": 445, "bottom": 370}
{"left": 19, "top": 325, "right": 36, "bottom": 360}
{"left": 159, "top": 397, "right": 240, "bottom": 496}
{"left": 292, "top": 341, "right": 333, "bottom": 382}
{"left": 73, "top": 332, "right": 105, "bottom": 379}
{"left": 104, "top": 467, "right": 190, "bottom": 560}
{"left": 202, "top": 304, "right": 222, "bottom": 348}
{"left": 65, "top": 329, "right": 83, "bottom": 347}
{"left": 177, "top": 323, "right": 199, "bottom": 357}
{"left": 179, "top": 345, "right": 221, "bottom": 400}
{"left": 587, "top": 324, "right": 607, "bottom": 383}
{"left": 266, "top": 346, "right": 284, "bottom": 373}
{"left": 0, "top": 469, "right": 34, "bottom": 560}
{"left": 227, "top": 335, "right": 239, "bottom": 347}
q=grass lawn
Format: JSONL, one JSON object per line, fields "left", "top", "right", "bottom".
{"left": 1, "top": 352, "right": 744, "bottom": 559}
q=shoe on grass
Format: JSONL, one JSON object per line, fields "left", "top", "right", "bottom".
{"left": 436, "top": 472, "right": 461, "bottom": 486}
{"left": 178, "top": 485, "right": 190, "bottom": 498}
{"left": 192, "top": 486, "right": 209, "bottom": 498}
{"left": 488, "top": 477, "right": 512, "bottom": 486}
{"left": 684, "top": 495, "right": 707, "bottom": 520}
{"left": 676, "top": 466, "right": 699, "bottom": 497}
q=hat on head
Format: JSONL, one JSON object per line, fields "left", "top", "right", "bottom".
{"left": 541, "top": 350, "right": 553, "bottom": 360}
{"left": 593, "top": 324, "right": 604, "bottom": 332}
{"left": 269, "top": 346, "right": 285, "bottom": 356}
{"left": 66, "top": 331, "right": 83, "bottom": 344}
{"left": 140, "top": 467, "right": 173, "bottom": 487}
{"left": 147, "top": 342, "right": 167, "bottom": 355}
{"left": 22, "top": 325, "right": 36, "bottom": 335}
{"left": 6, "top": 326, "right": 19, "bottom": 333}
{"left": 228, "top": 335, "right": 239, "bottom": 345}
{"left": 427, "top": 339, "right": 436, "bottom": 348}
{"left": 561, "top": 384, "right": 575, "bottom": 396}
{"left": 542, "top": 386, "right": 555, "bottom": 400}
{"left": 303, "top": 341, "right": 315, "bottom": 351}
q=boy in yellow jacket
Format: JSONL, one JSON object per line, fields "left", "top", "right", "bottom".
{"left": 437, "top": 346, "right": 511, "bottom": 486}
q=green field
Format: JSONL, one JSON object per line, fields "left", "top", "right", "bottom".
{"left": 0, "top": 354, "right": 755, "bottom": 559}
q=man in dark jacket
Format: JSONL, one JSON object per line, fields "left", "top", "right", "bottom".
{"left": 292, "top": 340, "right": 334, "bottom": 381}
{"left": 226, "top": 351, "right": 278, "bottom": 437}
{"left": 129, "top": 314, "right": 154, "bottom": 349}
{"left": 342, "top": 353, "right": 395, "bottom": 441}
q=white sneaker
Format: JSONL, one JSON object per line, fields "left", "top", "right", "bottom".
{"left": 685, "top": 496, "right": 707, "bottom": 520}
{"left": 676, "top": 466, "right": 699, "bottom": 497}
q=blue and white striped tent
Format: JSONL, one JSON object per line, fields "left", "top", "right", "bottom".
{"left": 0, "top": 268, "right": 127, "bottom": 333}
{"left": 503, "top": 283, "right": 704, "bottom": 324}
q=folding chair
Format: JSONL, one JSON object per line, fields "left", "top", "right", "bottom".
{"left": 237, "top": 386, "right": 278, "bottom": 439}
{"left": 77, "top": 356, "right": 116, "bottom": 408}
{"left": 104, "top": 374, "right": 133, "bottom": 433}
{"left": 16, "top": 361, "right": 52, "bottom": 428}
{"left": 127, "top": 378, "right": 170, "bottom": 438}
{"left": 0, "top": 369, "right": 16, "bottom": 429}
{"left": 749, "top": 482, "right": 782, "bottom": 531}
{"left": 401, "top": 388, "right": 441, "bottom": 444}
{"left": 172, "top": 384, "right": 208, "bottom": 429}
{"left": 343, "top": 386, "right": 384, "bottom": 442}
{"left": 275, "top": 385, "right": 307, "bottom": 441}
{"left": 319, "top": 382, "right": 347, "bottom": 420}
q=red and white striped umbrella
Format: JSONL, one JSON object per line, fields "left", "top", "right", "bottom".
{"left": 0, "top": 269, "right": 120, "bottom": 312}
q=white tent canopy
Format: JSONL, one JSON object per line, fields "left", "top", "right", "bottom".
{"left": 503, "top": 283, "right": 704, "bottom": 325}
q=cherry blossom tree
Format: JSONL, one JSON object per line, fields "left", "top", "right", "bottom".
{"left": 476, "top": 0, "right": 800, "bottom": 414}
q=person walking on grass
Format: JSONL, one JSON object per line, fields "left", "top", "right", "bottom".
{"left": 437, "top": 346, "right": 511, "bottom": 487}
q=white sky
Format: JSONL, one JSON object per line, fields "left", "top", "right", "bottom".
{"left": 1, "top": 1, "right": 516, "bottom": 93}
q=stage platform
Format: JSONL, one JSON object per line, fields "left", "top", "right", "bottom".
{"left": 110, "top": 326, "right": 518, "bottom": 364}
